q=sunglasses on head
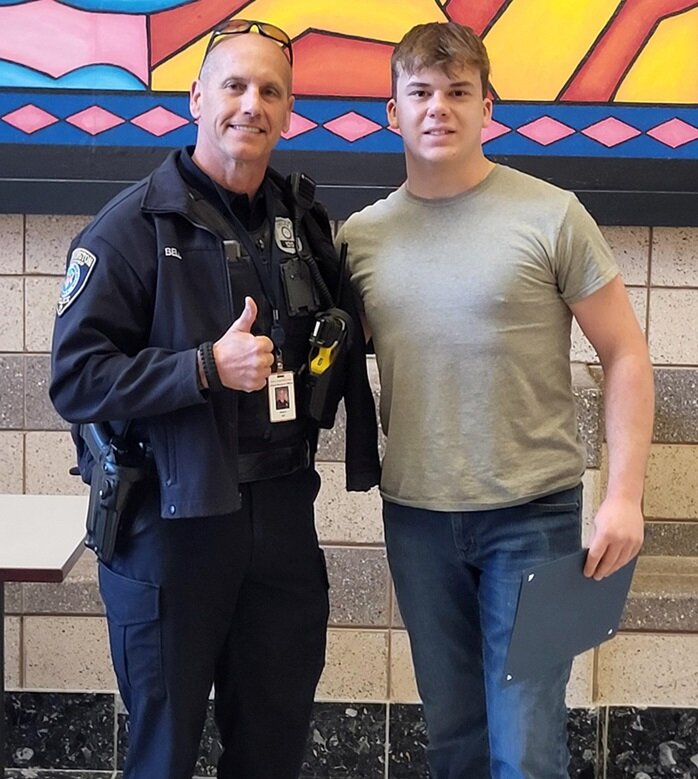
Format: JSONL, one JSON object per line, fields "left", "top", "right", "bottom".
{"left": 204, "top": 19, "right": 293, "bottom": 65}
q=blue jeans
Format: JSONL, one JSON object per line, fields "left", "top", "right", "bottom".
{"left": 384, "top": 484, "right": 583, "bottom": 779}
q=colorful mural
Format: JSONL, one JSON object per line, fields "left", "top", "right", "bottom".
{"left": 0, "top": 0, "right": 697, "bottom": 158}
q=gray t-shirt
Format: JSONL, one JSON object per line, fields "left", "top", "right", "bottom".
{"left": 337, "top": 164, "right": 618, "bottom": 511}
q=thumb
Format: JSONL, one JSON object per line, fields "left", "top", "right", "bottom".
{"left": 230, "top": 297, "right": 257, "bottom": 333}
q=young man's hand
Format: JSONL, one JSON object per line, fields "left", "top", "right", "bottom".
{"left": 583, "top": 496, "right": 644, "bottom": 579}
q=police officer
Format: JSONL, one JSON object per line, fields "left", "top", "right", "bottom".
{"left": 50, "top": 20, "right": 380, "bottom": 779}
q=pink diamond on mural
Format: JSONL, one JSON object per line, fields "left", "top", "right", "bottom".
{"left": 131, "top": 107, "right": 189, "bottom": 136}
{"left": 647, "top": 118, "right": 698, "bottom": 149}
{"left": 482, "top": 120, "right": 511, "bottom": 144}
{"left": 582, "top": 117, "right": 640, "bottom": 147}
{"left": 282, "top": 112, "right": 318, "bottom": 140}
{"left": 387, "top": 125, "right": 401, "bottom": 135}
{"left": 324, "top": 112, "right": 382, "bottom": 142}
{"left": 2, "top": 104, "right": 58, "bottom": 134}
{"left": 517, "top": 117, "right": 575, "bottom": 146}
{"left": 66, "top": 106, "right": 124, "bottom": 135}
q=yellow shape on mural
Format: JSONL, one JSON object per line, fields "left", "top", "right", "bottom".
{"left": 615, "top": 6, "right": 698, "bottom": 103}
{"left": 152, "top": 0, "right": 446, "bottom": 92}
{"left": 484, "top": 0, "right": 619, "bottom": 100}
{"left": 231, "top": 0, "right": 445, "bottom": 40}
{"left": 152, "top": 37, "right": 209, "bottom": 92}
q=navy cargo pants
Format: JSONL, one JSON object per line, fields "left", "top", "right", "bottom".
{"left": 99, "top": 466, "right": 329, "bottom": 779}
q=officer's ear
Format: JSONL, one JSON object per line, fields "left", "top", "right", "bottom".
{"left": 282, "top": 95, "right": 295, "bottom": 135}
{"left": 190, "top": 80, "right": 202, "bottom": 121}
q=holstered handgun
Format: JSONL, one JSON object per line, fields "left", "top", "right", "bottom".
{"left": 81, "top": 423, "right": 151, "bottom": 563}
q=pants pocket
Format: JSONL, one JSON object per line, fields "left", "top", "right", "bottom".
{"left": 527, "top": 483, "right": 582, "bottom": 513}
{"left": 99, "top": 562, "right": 165, "bottom": 702}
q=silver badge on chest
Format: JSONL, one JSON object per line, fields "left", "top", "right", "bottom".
{"left": 274, "top": 217, "right": 297, "bottom": 254}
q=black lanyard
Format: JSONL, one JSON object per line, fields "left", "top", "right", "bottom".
{"left": 213, "top": 180, "right": 286, "bottom": 357}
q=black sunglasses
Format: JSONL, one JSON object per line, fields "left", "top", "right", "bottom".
{"left": 204, "top": 19, "right": 293, "bottom": 65}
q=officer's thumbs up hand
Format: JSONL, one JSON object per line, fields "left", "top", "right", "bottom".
{"left": 213, "top": 297, "right": 274, "bottom": 392}
{"left": 230, "top": 296, "right": 258, "bottom": 333}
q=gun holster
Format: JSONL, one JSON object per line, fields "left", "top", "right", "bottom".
{"left": 305, "top": 308, "right": 353, "bottom": 428}
{"left": 81, "top": 423, "right": 152, "bottom": 563}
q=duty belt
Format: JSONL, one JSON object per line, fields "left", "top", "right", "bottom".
{"left": 237, "top": 440, "right": 310, "bottom": 483}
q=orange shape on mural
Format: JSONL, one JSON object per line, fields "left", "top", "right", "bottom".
{"left": 293, "top": 32, "right": 393, "bottom": 98}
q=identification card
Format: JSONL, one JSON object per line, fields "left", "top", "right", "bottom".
{"left": 268, "top": 371, "right": 297, "bottom": 423}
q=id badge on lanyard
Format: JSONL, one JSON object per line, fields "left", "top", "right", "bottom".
{"left": 268, "top": 318, "right": 296, "bottom": 422}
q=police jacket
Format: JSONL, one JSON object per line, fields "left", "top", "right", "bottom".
{"left": 50, "top": 149, "right": 380, "bottom": 519}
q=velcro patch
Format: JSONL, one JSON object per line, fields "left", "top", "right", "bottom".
{"left": 57, "top": 248, "right": 97, "bottom": 316}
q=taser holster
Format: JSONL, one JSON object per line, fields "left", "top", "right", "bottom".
{"left": 81, "top": 423, "right": 151, "bottom": 563}
{"left": 305, "top": 307, "right": 353, "bottom": 428}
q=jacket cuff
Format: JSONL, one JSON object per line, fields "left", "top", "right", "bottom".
{"left": 345, "top": 466, "right": 381, "bottom": 492}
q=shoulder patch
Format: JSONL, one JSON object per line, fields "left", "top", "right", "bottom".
{"left": 57, "top": 248, "right": 97, "bottom": 316}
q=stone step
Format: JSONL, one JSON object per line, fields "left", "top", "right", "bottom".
{"left": 621, "top": 555, "right": 698, "bottom": 632}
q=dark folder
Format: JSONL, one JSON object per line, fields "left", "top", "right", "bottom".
{"left": 503, "top": 549, "right": 637, "bottom": 687}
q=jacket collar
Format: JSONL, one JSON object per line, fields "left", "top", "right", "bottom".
{"left": 141, "top": 147, "right": 287, "bottom": 217}
{"left": 140, "top": 149, "right": 198, "bottom": 215}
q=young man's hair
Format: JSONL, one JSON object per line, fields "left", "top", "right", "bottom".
{"left": 391, "top": 22, "right": 490, "bottom": 97}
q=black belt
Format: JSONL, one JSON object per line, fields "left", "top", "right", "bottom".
{"left": 237, "top": 440, "right": 310, "bottom": 483}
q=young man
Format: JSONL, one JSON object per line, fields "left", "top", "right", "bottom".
{"left": 51, "top": 20, "right": 379, "bottom": 779}
{"left": 337, "top": 21, "right": 654, "bottom": 779}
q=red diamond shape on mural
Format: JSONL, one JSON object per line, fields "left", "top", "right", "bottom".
{"left": 582, "top": 117, "right": 640, "bottom": 147}
{"left": 2, "top": 105, "right": 58, "bottom": 134}
{"left": 517, "top": 117, "right": 575, "bottom": 146}
{"left": 324, "top": 112, "right": 382, "bottom": 142}
{"left": 66, "top": 106, "right": 124, "bottom": 135}
{"left": 282, "top": 112, "right": 318, "bottom": 140}
{"left": 482, "top": 120, "right": 511, "bottom": 144}
{"left": 131, "top": 107, "right": 189, "bottom": 136}
{"left": 647, "top": 118, "right": 698, "bottom": 149}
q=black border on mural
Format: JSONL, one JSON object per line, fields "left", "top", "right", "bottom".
{"left": 1, "top": 144, "right": 697, "bottom": 225}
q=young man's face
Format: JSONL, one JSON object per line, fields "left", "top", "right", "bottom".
{"left": 388, "top": 62, "right": 492, "bottom": 170}
{"left": 190, "top": 33, "right": 294, "bottom": 172}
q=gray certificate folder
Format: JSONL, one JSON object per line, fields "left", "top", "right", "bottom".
{"left": 503, "top": 550, "right": 637, "bottom": 687}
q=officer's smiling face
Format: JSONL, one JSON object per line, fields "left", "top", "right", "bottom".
{"left": 190, "top": 33, "right": 294, "bottom": 177}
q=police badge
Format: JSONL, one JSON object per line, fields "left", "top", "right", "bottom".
{"left": 274, "top": 217, "right": 297, "bottom": 254}
{"left": 57, "top": 248, "right": 97, "bottom": 316}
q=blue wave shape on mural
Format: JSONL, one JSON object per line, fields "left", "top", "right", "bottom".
{"left": 0, "top": 61, "right": 146, "bottom": 90}
{"left": 0, "top": 0, "right": 188, "bottom": 9}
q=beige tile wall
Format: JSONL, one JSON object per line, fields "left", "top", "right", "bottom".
{"left": 597, "top": 633, "right": 698, "bottom": 707}
{"left": 652, "top": 228, "right": 698, "bottom": 286}
{"left": 23, "top": 616, "right": 115, "bottom": 690}
{"left": 0, "top": 215, "right": 24, "bottom": 275}
{"left": 1, "top": 217, "right": 697, "bottom": 711}
{"left": 0, "top": 432, "right": 24, "bottom": 492}
{"left": 316, "top": 464, "right": 383, "bottom": 544}
{"left": 4, "top": 617, "right": 21, "bottom": 688}
{"left": 318, "top": 629, "right": 389, "bottom": 700}
{"left": 0, "top": 278, "right": 24, "bottom": 352}
{"left": 644, "top": 445, "right": 698, "bottom": 519}
{"left": 648, "top": 290, "right": 698, "bottom": 364}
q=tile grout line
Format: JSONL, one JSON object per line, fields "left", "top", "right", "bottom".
{"left": 384, "top": 700, "right": 391, "bottom": 779}
{"left": 113, "top": 691, "right": 119, "bottom": 777}
{"left": 601, "top": 706, "right": 609, "bottom": 779}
